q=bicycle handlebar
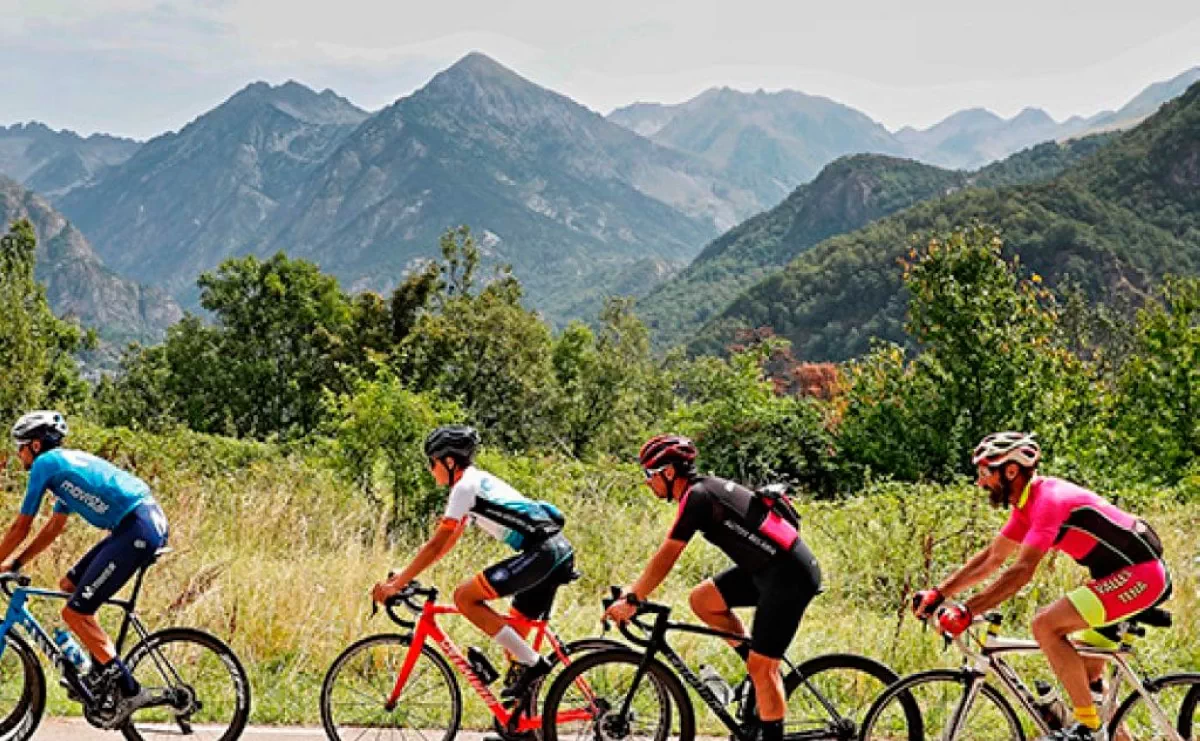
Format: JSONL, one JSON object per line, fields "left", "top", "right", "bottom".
{"left": 601, "top": 585, "right": 664, "bottom": 647}
{"left": 371, "top": 578, "right": 437, "bottom": 629}
{"left": 0, "top": 572, "right": 33, "bottom": 597}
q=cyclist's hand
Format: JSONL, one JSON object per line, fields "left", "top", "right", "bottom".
{"left": 604, "top": 594, "right": 638, "bottom": 624}
{"left": 935, "top": 603, "right": 972, "bottom": 636}
{"left": 912, "top": 588, "right": 945, "bottom": 618}
{"left": 372, "top": 579, "right": 405, "bottom": 605}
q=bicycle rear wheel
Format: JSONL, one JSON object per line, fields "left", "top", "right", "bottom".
{"left": 859, "top": 668, "right": 1024, "bottom": 741}
{"left": 121, "top": 627, "right": 251, "bottom": 741}
{"left": 321, "top": 633, "right": 461, "bottom": 741}
{"left": 1109, "top": 672, "right": 1200, "bottom": 741}
{"left": 781, "top": 652, "right": 913, "bottom": 741}
{"left": 541, "top": 646, "right": 692, "bottom": 741}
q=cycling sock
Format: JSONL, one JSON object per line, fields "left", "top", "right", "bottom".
{"left": 1074, "top": 705, "right": 1101, "bottom": 730}
{"left": 759, "top": 719, "right": 783, "bottom": 741}
{"left": 494, "top": 626, "right": 539, "bottom": 666}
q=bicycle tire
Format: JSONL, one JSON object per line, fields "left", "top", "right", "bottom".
{"left": 859, "top": 668, "right": 1025, "bottom": 741}
{"left": 0, "top": 632, "right": 45, "bottom": 741}
{"left": 781, "top": 652, "right": 915, "bottom": 741}
{"left": 321, "top": 633, "right": 461, "bottom": 741}
{"left": 120, "top": 627, "right": 251, "bottom": 741}
{"left": 540, "top": 646, "right": 693, "bottom": 741}
{"left": 491, "top": 637, "right": 636, "bottom": 741}
{"left": 1109, "top": 671, "right": 1200, "bottom": 741}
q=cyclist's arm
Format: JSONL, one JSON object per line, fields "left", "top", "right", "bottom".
{"left": 937, "top": 535, "right": 1019, "bottom": 598}
{"left": 964, "top": 544, "right": 1045, "bottom": 615}
{"left": 388, "top": 518, "right": 465, "bottom": 588}
{"left": 628, "top": 537, "right": 687, "bottom": 600}
{"left": 0, "top": 514, "right": 35, "bottom": 568}
{"left": 11, "top": 512, "right": 70, "bottom": 569}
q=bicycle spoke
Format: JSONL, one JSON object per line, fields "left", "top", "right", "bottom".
{"left": 1110, "top": 675, "right": 1200, "bottom": 741}
{"left": 861, "top": 671, "right": 1021, "bottom": 741}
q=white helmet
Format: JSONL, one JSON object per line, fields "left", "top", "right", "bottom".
{"left": 11, "top": 411, "right": 69, "bottom": 447}
{"left": 972, "top": 432, "right": 1040, "bottom": 468}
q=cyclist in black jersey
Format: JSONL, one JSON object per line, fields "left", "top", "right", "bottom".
{"left": 605, "top": 434, "right": 822, "bottom": 741}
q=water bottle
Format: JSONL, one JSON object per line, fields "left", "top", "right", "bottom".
{"left": 53, "top": 628, "right": 91, "bottom": 675}
{"left": 1033, "top": 680, "right": 1069, "bottom": 730}
{"left": 699, "top": 665, "right": 733, "bottom": 707}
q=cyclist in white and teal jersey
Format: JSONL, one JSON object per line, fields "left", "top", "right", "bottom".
{"left": 372, "top": 425, "right": 575, "bottom": 701}
{"left": 0, "top": 411, "right": 169, "bottom": 723}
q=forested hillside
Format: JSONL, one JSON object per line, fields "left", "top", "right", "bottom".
{"left": 689, "top": 81, "right": 1200, "bottom": 360}
{"left": 639, "top": 135, "right": 1112, "bottom": 347}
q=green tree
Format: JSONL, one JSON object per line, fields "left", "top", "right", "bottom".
{"left": 550, "top": 298, "right": 672, "bottom": 458}
{"left": 0, "top": 220, "right": 90, "bottom": 421}
{"left": 326, "top": 366, "right": 459, "bottom": 534}
{"left": 1111, "top": 276, "right": 1200, "bottom": 482}
{"left": 669, "top": 339, "right": 839, "bottom": 495}
{"left": 839, "top": 225, "right": 1096, "bottom": 482}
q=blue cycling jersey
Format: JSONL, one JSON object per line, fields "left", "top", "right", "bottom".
{"left": 21, "top": 449, "right": 150, "bottom": 530}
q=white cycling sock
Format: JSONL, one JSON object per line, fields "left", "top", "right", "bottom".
{"left": 494, "top": 626, "right": 540, "bottom": 666}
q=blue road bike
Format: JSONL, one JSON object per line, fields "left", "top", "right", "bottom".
{"left": 0, "top": 548, "right": 250, "bottom": 740}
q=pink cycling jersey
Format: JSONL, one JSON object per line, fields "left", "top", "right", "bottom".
{"left": 1001, "top": 477, "right": 1163, "bottom": 576}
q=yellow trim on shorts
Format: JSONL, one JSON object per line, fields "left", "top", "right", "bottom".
{"left": 1067, "top": 584, "right": 1107, "bottom": 627}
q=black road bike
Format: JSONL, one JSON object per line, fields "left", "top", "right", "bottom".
{"left": 539, "top": 588, "right": 919, "bottom": 741}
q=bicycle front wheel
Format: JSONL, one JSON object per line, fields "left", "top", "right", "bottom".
{"left": 782, "top": 652, "right": 911, "bottom": 741}
{"left": 859, "top": 668, "right": 1025, "bottom": 741}
{"left": 321, "top": 633, "right": 461, "bottom": 741}
{"left": 1109, "top": 671, "right": 1200, "bottom": 741}
{"left": 0, "top": 632, "right": 45, "bottom": 741}
{"left": 120, "top": 627, "right": 251, "bottom": 741}
{"left": 541, "top": 646, "right": 692, "bottom": 741}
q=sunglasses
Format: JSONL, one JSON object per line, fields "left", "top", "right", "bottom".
{"left": 643, "top": 466, "right": 668, "bottom": 480}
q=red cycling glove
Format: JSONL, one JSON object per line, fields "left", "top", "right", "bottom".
{"left": 912, "top": 588, "right": 945, "bottom": 618}
{"left": 936, "top": 603, "right": 973, "bottom": 636}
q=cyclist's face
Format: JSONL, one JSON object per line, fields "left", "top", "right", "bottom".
{"left": 14, "top": 441, "right": 34, "bottom": 470}
{"left": 429, "top": 457, "right": 452, "bottom": 486}
{"left": 643, "top": 466, "right": 671, "bottom": 499}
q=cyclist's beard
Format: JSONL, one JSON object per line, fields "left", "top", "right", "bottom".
{"left": 987, "top": 479, "right": 1012, "bottom": 509}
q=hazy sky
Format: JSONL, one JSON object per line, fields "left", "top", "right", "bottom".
{"left": 3, "top": 0, "right": 1199, "bottom": 140}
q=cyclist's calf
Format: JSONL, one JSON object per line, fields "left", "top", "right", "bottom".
{"left": 747, "top": 653, "right": 786, "bottom": 722}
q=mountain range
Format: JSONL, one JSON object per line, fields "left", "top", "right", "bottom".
{"left": 611, "top": 67, "right": 1200, "bottom": 175}
{"left": 687, "top": 79, "right": 1200, "bottom": 359}
{"left": 0, "top": 176, "right": 180, "bottom": 342}
{"left": 2, "top": 54, "right": 1198, "bottom": 345}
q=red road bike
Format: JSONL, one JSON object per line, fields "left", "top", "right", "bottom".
{"left": 319, "top": 580, "right": 668, "bottom": 741}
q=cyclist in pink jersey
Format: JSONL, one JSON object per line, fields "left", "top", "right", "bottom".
{"left": 911, "top": 432, "right": 1169, "bottom": 741}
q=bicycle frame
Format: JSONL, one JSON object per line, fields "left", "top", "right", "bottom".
{"left": 616, "top": 606, "right": 801, "bottom": 741}
{"left": 388, "top": 600, "right": 598, "bottom": 732}
{"left": 0, "top": 567, "right": 157, "bottom": 708}
{"left": 945, "top": 616, "right": 1182, "bottom": 741}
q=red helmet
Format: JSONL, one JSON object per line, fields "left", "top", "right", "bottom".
{"left": 638, "top": 434, "right": 697, "bottom": 471}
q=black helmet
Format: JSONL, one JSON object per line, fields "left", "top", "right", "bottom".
{"left": 11, "top": 411, "right": 68, "bottom": 450}
{"left": 424, "top": 425, "right": 480, "bottom": 463}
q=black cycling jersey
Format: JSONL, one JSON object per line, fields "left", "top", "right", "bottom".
{"left": 668, "top": 476, "right": 801, "bottom": 571}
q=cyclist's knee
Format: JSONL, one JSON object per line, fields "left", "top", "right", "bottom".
{"left": 689, "top": 580, "right": 726, "bottom": 616}
{"left": 59, "top": 575, "right": 75, "bottom": 592}
{"left": 453, "top": 580, "right": 486, "bottom": 611}
{"left": 747, "top": 652, "right": 781, "bottom": 680}
{"left": 1031, "top": 604, "right": 1070, "bottom": 639}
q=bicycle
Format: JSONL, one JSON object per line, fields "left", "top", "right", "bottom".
{"left": 0, "top": 550, "right": 251, "bottom": 740}
{"left": 859, "top": 607, "right": 1200, "bottom": 741}
{"left": 539, "top": 587, "right": 917, "bottom": 741}
{"left": 320, "top": 578, "right": 668, "bottom": 741}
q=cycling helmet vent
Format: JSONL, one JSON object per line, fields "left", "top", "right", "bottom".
{"left": 972, "top": 431, "right": 1040, "bottom": 468}
{"left": 638, "top": 434, "right": 697, "bottom": 470}
{"left": 11, "top": 410, "right": 68, "bottom": 447}
{"left": 423, "top": 425, "right": 480, "bottom": 462}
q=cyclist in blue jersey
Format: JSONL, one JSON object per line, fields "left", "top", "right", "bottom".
{"left": 372, "top": 425, "right": 574, "bottom": 701}
{"left": 0, "top": 411, "right": 169, "bottom": 723}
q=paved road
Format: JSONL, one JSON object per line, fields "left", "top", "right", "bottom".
{"left": 37, "top": 717, "right": 502, "bottom": 739}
